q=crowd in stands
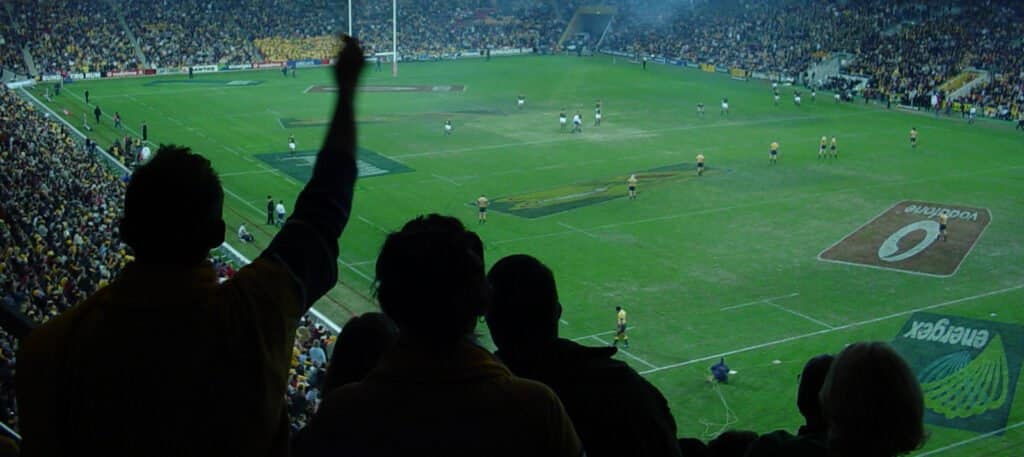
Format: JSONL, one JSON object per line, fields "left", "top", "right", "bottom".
{"left": 9, "top": 0, "right": 139, "bottom": 74}
{"left": 0, "top": 83, "right": 337, "bottom": 437}
{"left": 602, "top": 0, "right": 1023, "bottom": 117}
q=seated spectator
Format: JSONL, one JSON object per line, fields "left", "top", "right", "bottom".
{"left": 238, "top": 223, "right": 255, "bottom": 242}
{"left": 15, "top": 36, "right": 365, "bottom": 456}
{"left": 820, "top": 342, "right": 926, "bottom": 457}
{"left": 320, "top": 312, "right": 397, "bottom": 392}
{"left": 743, "top": 354, "right": 833, "bottom": 457}
{"left": 486, "top": 254, "right": 680, "bottom": 457}
{"left": 293, "top": 215, "right": 582, "bottom": 457}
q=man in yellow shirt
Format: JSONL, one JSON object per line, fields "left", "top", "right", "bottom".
{"left": 939, "top": 212, "right": 949, "bottom": 241}
{"left": 16, "top": 36, "right": 367, "bottom": 457}
{"left": 830, "top": 136, "right": 838, "bottom": 159}
{"left": 614, "top": 306, "right": 629, "bottom": 348}
{"left": 696, "top": 153, "right": 705, "bottom": 176}
{"left": 910, "top": 127, "right": 918, "bottom": 148}
{"left": 819, "top": 136, "right": 827, "bottom": 159}
{"left": 770, "top": 141, "right": 780, "bottom": 165}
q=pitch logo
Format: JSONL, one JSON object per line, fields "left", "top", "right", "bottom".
{"left": 891, "top": 313, "right": 1024, "bottom": 433}
{"left": 818, "top": 201, "right": 991, "bottom": 276}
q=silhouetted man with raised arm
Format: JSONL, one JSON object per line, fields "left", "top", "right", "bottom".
{"left": 16, "top": 36, "right": 366, "bottom": 457}
{"left": 486, "top": 254, "right": 682, "bottom": 457}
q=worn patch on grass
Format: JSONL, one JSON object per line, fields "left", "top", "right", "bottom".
{"left": 891, "top": 313, "right": 1024, "bottom": 433}
{"left": 489, "top": 163, "right": 725, "bottom": 218}
{"left": 255, "top": 148, "right": 412, "bottom": 181}
{"left": 307, "top": 84, "right": 465, "bottom": 93}
{"left": 818, "top": 201, "right": 990, "bottom": 277}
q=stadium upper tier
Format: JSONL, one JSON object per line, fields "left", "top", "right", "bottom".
{"left": 1, "top": 0, "right": 1019, "bottom": 116}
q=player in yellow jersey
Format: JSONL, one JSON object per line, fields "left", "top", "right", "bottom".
{"left": 696, "top": 153, "right": 705, "bottom": 176}
{"left": 939, "top": 211, "right": 948, "bottom": 241}
{"left": 613, "top": 306, "right": 629, "bottom": 347}
{"left": 627, "top": 174, "right": 638, "bottom": 200}
{"left": 910, "top": 127, "right": 918, "bottom": 148}
{"left": 819, "top": 136, "right": 827, "bottom": 159}
{"left": 770, "top": 141, "right": 779, "bottom": 165}
{"left": 830, "top": 136, "right": 838, "bottom": 159}
{"left": 476, "top": 195, "right": 489, "bottom": 224}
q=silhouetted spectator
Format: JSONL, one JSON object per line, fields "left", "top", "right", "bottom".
{"left": 293, "top": 215, "right": 582, "bottom": 457}
{"left": 487, "top": 254, "right": 680, "bottom": 457}
{"left": 320, "top": 312, "right": 397, "bottom": 392}
{"left": 820, "top": 342, "right": 926, "bottom": 457}
{"left": 16, "top": 36, "right": 365, "bottom": 457}
{"left": 743, "top": 354, "right": 833, "bottom": 457}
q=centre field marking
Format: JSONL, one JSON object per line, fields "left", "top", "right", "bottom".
{"left": 639, "top": 284, "right": 1024, "bottom": 376}
{"left": 720, "top": 292, "right": 800, "bottom": 311}
{"left": 589, "top": 335, "right": 658, "bottom": 370}
{"left": 431, "top": 173, "right": 462, "bottom": 187}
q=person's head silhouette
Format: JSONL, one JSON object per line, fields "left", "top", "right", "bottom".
{"left": 374, "top": 214, "right": 487, "bottom": 345}
{"left": 486, "top": 254, "right": 561, "bottom": 351}
{"left": 120, "top": 145, "right": 224, "bottom": 265}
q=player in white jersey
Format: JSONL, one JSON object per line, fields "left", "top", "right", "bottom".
{"left": 721, "top": 98, "right": 730, "bottom": 116}
{"left": 559, "top": 110, "right": 567, "bottom": 130}
{"left": 572, "top": 112, "right": 582, "bottom": 133}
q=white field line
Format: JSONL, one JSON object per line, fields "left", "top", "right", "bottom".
{"left": 915, "top": 420, "right": 1024, "bottom": 456}
{"left": 639, "top": 284, "right": 1024, "bottom": 375}
{"left": 219, "top": 169, "right": 276, "bottom": 177}
{"left": 767, "top": 302, "right": 834, "bottom": 329}
{"left": 431, "top": 173, "right": 462, "bottom": 186}
{"left": 559, "top": 319, "right": 570, "bottom": 325}
{"left": 357, "top": 215, "right": 390, "bottom": 233}
{"left": 558, "top": 221, "right": 599, "bottom": 239}
{"left": 720, "top": 293, "right": 800, "bottom": 311}
{"left": 570, "top": 327, "right": 637, "bottom": 342}
{"left": 590, "top": 335, "right": 658, "bottom": 370}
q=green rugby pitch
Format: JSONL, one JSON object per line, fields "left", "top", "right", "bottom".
{"left": 26, "top": 55, "right": 1024, "bottom": 455}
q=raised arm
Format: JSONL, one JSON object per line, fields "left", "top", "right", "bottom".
{"left": 261, "top": 36, "right": 366, "bottom": 308}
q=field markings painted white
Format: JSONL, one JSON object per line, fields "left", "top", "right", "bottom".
{"left": 431, "top": 173, "right": 462, "bottom": 187}
{"left": 720, "top": 292, "right": 801, "bottom": 311}
{"left": 558, "top": 221, "right": 600, "bottom": 239}
{"left": 639, "top": 284, "right": 1024, "bottom": 376}
{"left": 590, "top": 335, "right": 658, "bottom": 370}
{"left": 570, "top": 327, "right": 637, "bottom": 342}
{"left": 390, "top": 112, "right": 873, "bottom": 159}
{"left": 915, "top": 420, "right": 1024, "bottom": 456}
{"left": 357, "top": 215, "right": 390, "bottom": 233}
{"left": 559, "top": 318, "right": 570, "bottom": 325}
{"left": 767, "top": 301, "right": 834, "bottom": 329}
{"left": 219, "top": 169, "right": 275, "bottom": 177}
{"left": 303, "top": 85, "right": 315, "bottom": 94}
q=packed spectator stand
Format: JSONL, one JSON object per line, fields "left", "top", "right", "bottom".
{"left": 0, "top": 84, "right": 336, "bottom": 439}
{"left": 0, "top": 0, "right": 1018, "bottom": 454}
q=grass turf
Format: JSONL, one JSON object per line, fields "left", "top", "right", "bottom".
{"left": 27, "top": 54, "right": 1024, "bottom": 455}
